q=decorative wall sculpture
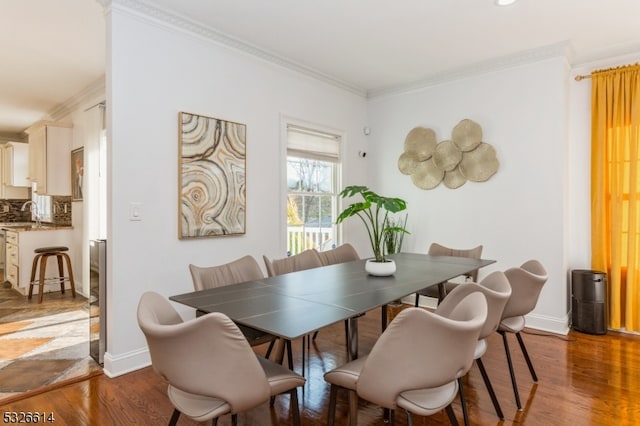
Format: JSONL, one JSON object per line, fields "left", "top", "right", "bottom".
{"left": 398, "top": 119, "right": 499, "bottom": 189}
{"left": 179, "top": 112, "right": 246, "bottom": 238}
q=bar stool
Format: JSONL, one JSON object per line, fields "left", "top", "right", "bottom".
{"left": 28, "top": 246, "right": 76, "bottom": 304}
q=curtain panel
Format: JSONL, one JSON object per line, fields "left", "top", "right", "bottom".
{"left": 591, "top": 64, "right": 640, "bottom": 331}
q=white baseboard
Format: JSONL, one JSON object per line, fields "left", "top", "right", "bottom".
{"left": 103, "top": 348, "right": 151, "bottom": 378}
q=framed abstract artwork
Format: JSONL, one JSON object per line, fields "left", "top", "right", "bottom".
{"left": 178, "top": 112, "right": 246, "bottom": 238}
{"left": 71, "top": 147, "right": 84, "bottom": 201}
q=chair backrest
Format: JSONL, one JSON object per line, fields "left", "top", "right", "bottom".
{"left": 189, "top": 255, "right": 264, "bottom": 291}
{"left": 263, "top": 248, "right": 323, "bottom": 277}
{"left": 356, "top": 293, "right": 487, "bottom": 409}
{"left": 436, "top": 271, "right": 511, "bottom": 340}
{"left": 428, "top": 243, "right": 483, "bottom": 281}
{"left": 137, "top": 291, "right": 270, "bottom": 413}
{"left": 502, "top": 259, "right": 548, "bottom": 320}
{"left": 318, "top": 243, "right": 360, "bottom": 266}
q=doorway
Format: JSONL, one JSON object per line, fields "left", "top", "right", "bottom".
{"left": 0, "top": 279, "right": 101, "bottom": 402}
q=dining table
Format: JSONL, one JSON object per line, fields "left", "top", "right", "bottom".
{"left": 171, "top": 252, "right": 494, "bottom": 360}
{"left": 170, "top": 252, "right": 494, "bottom": 425}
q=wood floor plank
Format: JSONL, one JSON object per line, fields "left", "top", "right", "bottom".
{"left": 1, "top": 306, "right": 639, "bottom": 425}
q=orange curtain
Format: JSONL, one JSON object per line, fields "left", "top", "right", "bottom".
{"left": 591, "top": 64, "right": 640, "bottom": 331}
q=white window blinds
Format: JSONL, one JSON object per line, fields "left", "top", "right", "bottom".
{"left": 287, "top": 125, "right": 340, "bottom": 163}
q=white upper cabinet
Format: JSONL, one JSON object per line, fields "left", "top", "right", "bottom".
{"left": 25, "top": 121, "right": 73, "bottom": 195}
{"left": 4, "top": 142, "right": 30, "bottom": 186}
{"left": 0, "top": 142, "right": 30, "bottom": 199}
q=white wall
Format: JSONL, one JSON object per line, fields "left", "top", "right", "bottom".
{"left": 367, "top": 56, "right": 572, "bottom": 333}
{"left": 105, "top": 4, "right": 368, "bottom": 376}
{"left": 103, "top": 1, "right": 640, "bottom": 378}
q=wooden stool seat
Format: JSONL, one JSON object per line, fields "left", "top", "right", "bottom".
{"left": 28, "top": 247, "right": 76, "bottom": 304}
{"left": 34, "top": 246, "right": 69, "bottom": 254}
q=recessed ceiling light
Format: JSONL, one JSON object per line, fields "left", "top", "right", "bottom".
{"left": 495, "top": 0, "right": 518, "bottom": 6}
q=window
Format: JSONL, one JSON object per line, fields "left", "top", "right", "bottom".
{"left": 286, "top": 124, "right": 341, "bottom": 255}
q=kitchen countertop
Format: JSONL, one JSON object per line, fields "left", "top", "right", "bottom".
{"left": 1, "top": 223, "right": 73, "bottom": 231}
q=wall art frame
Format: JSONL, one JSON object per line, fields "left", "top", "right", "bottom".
{"left": 178, "top": 112, "right": 247, "bottom": 238}
{"left": 71, "top": 146, "right": 84, "bottom": 201}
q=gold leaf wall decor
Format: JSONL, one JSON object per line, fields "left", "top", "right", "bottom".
{"left": 398, "top": 119, "right": 499, "bottom": 190}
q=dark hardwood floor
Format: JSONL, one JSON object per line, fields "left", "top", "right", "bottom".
{"left": 1, "top": 305, "right": 639, "bottom": 425}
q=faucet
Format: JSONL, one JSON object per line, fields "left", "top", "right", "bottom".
{"left": 21, "top": 200, "right": 41, "bottom": 228}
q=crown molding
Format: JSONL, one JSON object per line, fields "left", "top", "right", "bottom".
{"left": 368, "top": 41, "right": 573, "bottom": 99}
{"left": 0, "top": 133, "right": 26, "bottom": 143}
{"left": 48, "top": 76, "right": 106, "bottom": 122}
{"left": 108, "top": 0, "right": 367, "bottom": 97}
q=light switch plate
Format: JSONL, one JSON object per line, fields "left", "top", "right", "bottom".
{"left": 129, "top": 202, "right": 142, "bottom": 221}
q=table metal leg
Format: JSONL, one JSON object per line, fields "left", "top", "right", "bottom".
{"left": 347, "top": 316, "right": 359, "bottom": 361}
{"left": 381, "top": 304, "right": 388, "bottom": 332}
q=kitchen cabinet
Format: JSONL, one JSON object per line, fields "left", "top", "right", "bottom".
{"left": 0, "top": 142, "right": 30, "bottom": 199}
{"left": 25, "top": 121, "right": 73, "bottom": 195}
{"left": 4, "top": 227, "right": 74, "bottom": 296}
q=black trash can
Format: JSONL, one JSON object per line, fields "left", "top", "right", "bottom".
{"left": 571, "top": 270, "right": 607, "bottom": 335}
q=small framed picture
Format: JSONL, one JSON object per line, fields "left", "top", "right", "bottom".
{"left": 71, "top": 147, "right": 84, "bottom": 201}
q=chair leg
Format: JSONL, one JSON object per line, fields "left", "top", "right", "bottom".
{"left": 301, "top": 336, "right": 306, "bottom": 377}
{"left": 343, "top": 320, "right": 349, "bottom": 352}
{"left": 265, "top": 339, "right": 276, "bottom": 359}
{"left": 516, "top": 331, "right": 538, "bottom": 382}
{"left": 438, "top": 282, "right": 447, "bottom": 302}
{"left": 445, "top": 404, "right": 459, "bottom": 426}
{"left": 499, "top": 330, "right": 522, "bottom": 410}
{"left": 414, "top": 293, "right": 420, "bottom": 307}
{"left": 290, "top": 388, "right": 301, "bottom": 426}
{"left": 286, "top": 339, "right": 294, "bottom": 370}
{"left": 231, "top": 414, "right": 238, "bottom": 426}
{"left": 212, "top": 418, "right": 218, "bottom": 426}
{"left": 168, "top": 409, "right": 180, "bottom": 426}
{"left": 406, "top": 410, "right": 414, "bottom": 426}
{"left": 457, "top": 377, "right": 469, "bottom": 426}
{"left": 476, "top": 357, "right": 504, "bottom": 420}
{"left": 327, "top": 384, "right": 338, "bottom": 426}
{"left": 312, "top": 330, "right": 319, "bottom": 341}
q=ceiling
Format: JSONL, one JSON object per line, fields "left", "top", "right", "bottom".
{"left": 2, "top": 0, "right": 639, "bottom": 137}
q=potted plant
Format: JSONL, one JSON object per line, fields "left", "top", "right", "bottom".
{"left": 337, "top": 185, "right": 409, "bottom": 275}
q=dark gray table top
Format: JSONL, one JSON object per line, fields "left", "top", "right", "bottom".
{"left": 170, "top": 252, "right": 494, "bottom": 339}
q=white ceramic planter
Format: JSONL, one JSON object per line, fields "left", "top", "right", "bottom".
{"left": 365, "top": 259, "right": 396, "bottom": 276}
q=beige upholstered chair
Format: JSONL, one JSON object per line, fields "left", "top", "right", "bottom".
{"left": 435, "top": 271, "right": 512, "bottom": 423}
{"left": 188, "top": 256, "right": 278, "bottom": 356}
{"left": 499, "top": 259, "right": 548, "bottom": 410}
{"left": 313, "top": 243, "right": 361, "bottom": 344}
{"left": 324, "top": 293, "right": 487, "bottom": 426}
{"left": 318, "top": 243, "right": 360, "bottom": 266}
{"left": 415, "top": 243, "right": 483, "bottom": 306}
{"left": 263, "top": 248, "right": 323, "bottom": 277}
{"left": 137, "top": 291, "right": 305, "bottom": 426}
{"left": 263, "top": 249, "right": 324, "bottom": 375}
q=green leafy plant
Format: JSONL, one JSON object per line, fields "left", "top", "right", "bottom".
{"left": 337, "top": 185, "right": 409, "bottom": 262}
{"left": 384, "top": 213, "right": 408, "bottom": 255}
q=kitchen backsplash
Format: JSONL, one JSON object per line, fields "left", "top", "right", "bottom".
{"left": 0, "top": 197, "right": 72, "bottom": 225}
